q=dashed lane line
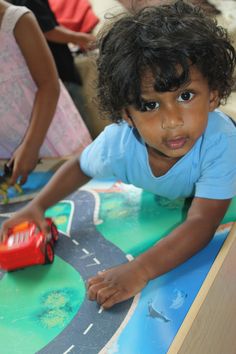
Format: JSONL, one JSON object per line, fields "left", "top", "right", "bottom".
{"left": 83, "top": 323, "right": 93, "bottom": 335}
{"left": 63, "top": 344, "right": 75, "bottom": 354}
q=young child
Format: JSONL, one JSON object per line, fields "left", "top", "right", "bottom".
{"left": 0, "top": 0, "right": 91, "bottom": 185}
{"left": 1, "top": 0, "right": 236, "bottom": 309}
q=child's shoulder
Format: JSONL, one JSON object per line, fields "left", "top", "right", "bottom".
{"left": 200, "top": 110, "right": 236, "bottom": 159}
{"left": 94, "top": 122, "right": 142, "bottom": 159}
{"left": 205, "top": 110, "right": 236, "bottom": 139}
{"left": 1, "top": 5, "right": 30, "bottom": 33}
{"left": 103, "top": 122, "right": 137, "bottom": 145}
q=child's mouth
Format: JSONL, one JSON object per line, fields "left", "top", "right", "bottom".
{"left": 165, "top": 137, "right": 187, "bottom": 150}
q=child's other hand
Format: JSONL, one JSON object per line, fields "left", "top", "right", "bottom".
{"left": 87, "top": 259, "right": 149, "bottom": 309}
{"left": 0, "top": 204, "right": 48, "bottom": 243}
{"left": 74, "top": 32, "right": 96, "bottom": 51}
{"left": 9, "top": 143, "right": 39, "bottom": 185}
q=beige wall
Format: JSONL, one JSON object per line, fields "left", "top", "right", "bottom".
{"left": 90, "top": 0, "right": 124, "bottom": 32}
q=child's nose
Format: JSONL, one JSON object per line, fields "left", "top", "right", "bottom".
{"left": 161, "top": 108, "right": 184, "bottom": 130}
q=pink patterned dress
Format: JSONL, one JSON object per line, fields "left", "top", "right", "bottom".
{"left": 0, "top": 5, "right": 92, "bottom": 158}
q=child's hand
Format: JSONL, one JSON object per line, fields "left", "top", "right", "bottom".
{"left": 0, "top": 203, "right": 48, "bottom": 243}
{"left": 74, "top": 32, "right": 96, "bottom": 51}
{"left": 9, "top": 143, "right": 39, "bottom": 185}
{"left": 87, "top": 259, "right": 149, "bottom": 309}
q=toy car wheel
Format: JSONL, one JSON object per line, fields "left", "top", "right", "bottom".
{"left": 51, "top": 223, "right": 59, "bottom": 242}
{"left": 45, "top": 242, "right": 54, "bottom": 264}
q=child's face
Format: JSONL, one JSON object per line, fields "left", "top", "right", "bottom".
{"left": 123, "top": 66, "right": 219, "bottom": 160}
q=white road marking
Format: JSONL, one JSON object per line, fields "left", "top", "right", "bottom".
{"left": 93, "top": 258, "right": 100, "bottom": 264}
{"left": 126, "top": 254, "right": 134, "bottom": 261}
{"left": 80, "top": 252, "right": 95, "bottom": 259}
{"left": 63, "top": 345, "right": 75, "bottom": 354}
{"left": 58, "top": 230, "right": 71, "bottom": 238}
{"left": 79, "top": 187, "right": 103, "bottom": 225}
{"left": 82, "top": 248, "right": 89, "bottom": 255}
{"left": 72, "top": 239, "right": 79, "bottom": 246}
{"left": 98, "top": 307, "right": 103, "bottom": 314}
{"left": 60, "top": 199, "right": 75, "bottom": 235}
{"left": 87, "top": 260, "right": 101, "bottom": 267}
{"left": 83, "top": 323, "right": 93, "bottom": 335}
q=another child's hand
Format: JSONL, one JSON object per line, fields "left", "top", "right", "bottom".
{"left": 9, "top": 143, "right": 39, "bottom": 185}
{"left": 87, "top": 259, "right": 149, "bottom": 309}
{"left": 74, "top": 32, "right": 96, "bottom": 51}
{"left": 0, "top": 203, "right": 48, "bottom": 243}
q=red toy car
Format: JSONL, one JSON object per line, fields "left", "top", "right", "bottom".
{"left": 0, "top": 218, "right": 59, "bottom": 271}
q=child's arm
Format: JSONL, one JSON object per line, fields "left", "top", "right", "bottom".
{"left": 87, "top": 197, "right": 231, "bottom": 309}
{"left": 1, "top": 157, "right": 90, "bottom": 239}
{"left": 9, "top": 12, "right": 60, "bottom": 185}
{"left": 44, "top": 25, "right": 96, "bottom": 51}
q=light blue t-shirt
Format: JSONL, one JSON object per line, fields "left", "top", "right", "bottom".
{"left": 80, "top": 110, "right": 236, "bottom": 200}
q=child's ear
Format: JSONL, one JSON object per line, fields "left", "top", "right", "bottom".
{"left": 123, "top": 109, "right": 134, "bottom": 127}
{"left": 209, "top": 90, "right": 220, "bottom": 111}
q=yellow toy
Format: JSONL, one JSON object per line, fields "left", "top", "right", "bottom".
{"left": 0, "top": 164, "right": 23, "bottom": 204}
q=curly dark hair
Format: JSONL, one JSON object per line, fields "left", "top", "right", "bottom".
{"left": 96, "top": 0, "right": 236, "bottom": 123}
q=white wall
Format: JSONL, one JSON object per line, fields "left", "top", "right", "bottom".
{"left": 90, "top": 0, "right": 124, "bottom": 26}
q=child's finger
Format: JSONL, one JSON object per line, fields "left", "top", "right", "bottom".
{"left": 87, "top": 281, "right": 108, "bottom": 301}
{"left": 100, "top": 290, "right": 125, "bottom": 309}
{"left": 0, "top": 216, "right": 24, "bottom": 241}
{"left": 5, "top": 159, "right": 14, "bottom": 171}
{"left": 87, "top": 273, "right": 105, "bottom": 288}
{"left": 0, "top": 229, "right": 6, "bottom": 243}
{"left": 19, "top": 173, "right": 28, "bottom": 185}
{"left": 9, "top": 169, "right": 18, "bottom": 186}
{"left": 87, "top": 276, "right": 102, "bottom": 288}
{"left": 37, "top": 218, "right": 51, "bottom": 238}
{"left": 96, "top": 286, "right": 118, "bottom": 306}
{"left": 0, "top": 234, "right": 5, "bottom": 243}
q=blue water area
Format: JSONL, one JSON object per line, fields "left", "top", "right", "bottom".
{"left": 114, "top": 229, "right": 229, "bottom": 354}
{"left": 6, "top": 172, "right": 53, "bottom": 198}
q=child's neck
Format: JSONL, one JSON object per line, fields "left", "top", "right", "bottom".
{"left": 147, "top": 145, "right": 181, "bottom": 177}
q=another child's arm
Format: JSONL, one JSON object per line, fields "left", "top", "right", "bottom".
{"left": 1, "top": 157, "right": 90, "bottom": 239}
{"left": 44, "top": 25, "right": 96, "bottom": 51}
{"left": 9, "top": 12, "right": 60, "bottom": 185}
{"left": 87, "top": 197, "right": 230, "bottom": 309}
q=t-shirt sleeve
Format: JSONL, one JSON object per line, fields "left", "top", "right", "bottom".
{"left": 195, "top": 133, "right": 236, "bottom": 199}
{"left": 79, "top": 130, "right": 114, "bottom": 178}
{"left": 12, "top": 0, "right": 58, "bottom": 31}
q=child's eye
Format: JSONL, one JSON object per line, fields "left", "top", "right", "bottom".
{"left": 177, "top": 91, "right": 194, "bottom": 102}
{"left": 141, "top": 101, "right": 160, "bottom": 112}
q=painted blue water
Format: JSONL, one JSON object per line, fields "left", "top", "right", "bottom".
{"left": 113, "top": 229, "right": 229, "bottom": 354}
{"left": 5, "top": 172, "right": 53, "bottom": 199}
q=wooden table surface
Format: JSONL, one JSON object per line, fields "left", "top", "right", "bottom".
{"left": 169, "top": 222, "right": 236, "bottom": 354}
